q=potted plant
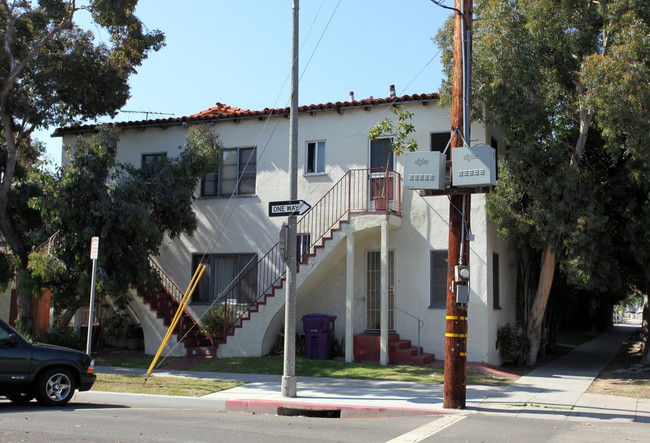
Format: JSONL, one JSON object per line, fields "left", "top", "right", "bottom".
{"left": 126, "top": 324, "right": 144, "bottom": 350}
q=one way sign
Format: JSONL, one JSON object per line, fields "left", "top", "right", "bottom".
{"left": 268, "top": 200, "right": 311, "bottom": 217}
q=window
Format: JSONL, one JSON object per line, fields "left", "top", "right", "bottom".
{"left": 366, "top": 251, "right": 395, "bottom": 331}
{"left": 491, "top": 136, "right": 499, "bottom": 179}
{"left": 200, "top": 147, "right": 256, "bottom": 197}
{"left": 297, "top": 233, "right": 311, "bottom": 264}
{"left": 306, "top": 141, "right": 325, "bottom": 174}
{"left": 370, "top": 138, "right": 393, "bottom": 170}
{"left": 430, "top": 250, "right": 448, "bottom": 307}
{"left": 431, "top": 132, "right": 451, "bottom": 161}
{"left": 192, "top": 253, "right": 258, "bottom": 304}
{"left": 141, "top": 153, "right": 167, "bottom": 168}
{"left": 493, "top": 253, "right": 501, "bottom": 309}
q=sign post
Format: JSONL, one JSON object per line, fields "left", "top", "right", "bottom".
{"left": 86, "top": 236, "right": 99, "bottom": 356}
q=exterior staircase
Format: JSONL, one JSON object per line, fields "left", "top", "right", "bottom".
{"left": 210, "top": 168, "right": 402, "bottom": 348}
{"left": 353, "top": 333, "right": 435, "bottom": 366}
{"left": 140, "top": 168, "right": 433, "bottom": 363}
{"left": 136, "top": 265, "right": 214, "bottom": 357}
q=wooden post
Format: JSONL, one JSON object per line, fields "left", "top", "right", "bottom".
{"left": 443, "top": 0, "right": 472, "bottom": 410}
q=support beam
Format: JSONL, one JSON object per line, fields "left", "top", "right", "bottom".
{"left": 380, "top": 218, "right": 389, "bottom": 366}
{"left": 345, "top": 233, "right": 355, "bottom": 362}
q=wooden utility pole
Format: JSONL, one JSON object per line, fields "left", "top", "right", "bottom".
{"left": 443, "top": 0, "right": 473, "bottom": 410}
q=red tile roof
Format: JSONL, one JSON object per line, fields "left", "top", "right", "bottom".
{"left": 53, "top": 93, "right": 440, "bottom": 136}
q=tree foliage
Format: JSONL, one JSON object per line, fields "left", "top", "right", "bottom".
{"left": 28, "top": 126, "right": 222, "bottom": 328}
{"left": 368, "top": 105, "right": 419, "bottom": 155}
{"left": 0, "top": 1, "right": 164, "bottom": 331}
{"left": 436, "top": 0, "right": 649, "bottom": 363}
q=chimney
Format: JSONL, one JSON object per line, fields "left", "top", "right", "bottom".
{"left": 349, "top": 91, "right": 355, "bottom": 101}
{"left": 389, "top": 85, "right": 396, "bottom": 98}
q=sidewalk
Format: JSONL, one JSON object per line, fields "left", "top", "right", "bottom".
{"left": 77, "top": 324, "right": 650, "bottom": 421}
{"left": 477, "top": 323, "right": 650, "bottom": 423}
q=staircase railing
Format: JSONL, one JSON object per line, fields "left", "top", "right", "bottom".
{"left": 395, "top": 307, "right": 424, "bottom": 357}
{"left": 206, "top": 168, "right": 402, "bottom": 341}
{"left": 148, "top": 258, "right": 202, "bottom": 336}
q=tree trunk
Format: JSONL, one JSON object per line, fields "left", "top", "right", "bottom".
{"left": 53, "top": 306, "right": 79, "bottom": 332}
{"left": 13, "top": 269, "right": 33, "bottom": 333}
{"left": 526, "top": 243, "right": 556, "bottom": 365}
{"left": 642, "top": 290, "right": 650, "bottom": 366}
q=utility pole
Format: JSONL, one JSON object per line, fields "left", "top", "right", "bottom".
{"left": 444, "top": 0, "right": 473, "bottom": 409}
{"left": 282, "top": 0, "right": 299, "bottom": 398}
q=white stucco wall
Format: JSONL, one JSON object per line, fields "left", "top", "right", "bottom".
{"left": 61, "top": 97, "right": 517, "bottom": 364}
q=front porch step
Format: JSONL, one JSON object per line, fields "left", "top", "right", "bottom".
{"left": 186, "top": 346, "right": 219, "bottom": 358}
{"left": 353, "top": 333, "right": 434, "bottom": 366}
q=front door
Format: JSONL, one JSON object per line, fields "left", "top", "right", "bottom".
{"left": 366, "top": 251, "right": 395, "bottom": 331}
{"left": 369, "top": 138, "right": 395, "bottom": 210}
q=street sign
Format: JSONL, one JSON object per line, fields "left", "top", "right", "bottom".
{"left": 268, "top": 200, "right": 311, "bottom": 217}
{"left": 90, "top": 236, "right": 99, "bottom": 260}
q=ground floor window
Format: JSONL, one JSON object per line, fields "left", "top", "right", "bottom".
{"left": 366, "top": 250, "right": 395, "bottom": 331}
{"left": 297, "top": 233, "right": 310, "bottom": 264}
{"left": 192, "top": 253, "right": 257, "bottom": 304}
{"left": 430, "top": 250, "right": 448, "bottom": 308}
{"left": 493, "top": 252, "right": 501, "bottom": 309}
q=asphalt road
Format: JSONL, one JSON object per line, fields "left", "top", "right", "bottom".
{"left": 1, "top": 398, "right": 647, "bottom": 443}
{"left": 0, "top": 399, "right": 433, "bottom": 443}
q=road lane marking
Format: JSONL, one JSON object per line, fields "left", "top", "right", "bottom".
{"left": 386, "top": 415, "right": 467, "bottom": 443}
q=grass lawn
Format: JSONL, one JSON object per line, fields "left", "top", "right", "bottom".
{"left": 185, "top": 356, "right": 515, "bottom": 387}
{"left": 92, "top": 373, "right": 243, "bottom": 397}
{"left": 91, "top": 328, "right": 648, "bottom": 398}
{"left": 587, "top": 328, "right": 650, "bottom": 399}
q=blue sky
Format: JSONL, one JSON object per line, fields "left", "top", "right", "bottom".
{"left": 37, "top": 0, "right": 451, "bottom": 165}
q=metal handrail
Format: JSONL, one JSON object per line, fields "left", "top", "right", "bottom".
{"left": 148, "top": 258, "right": 202, "bottom": 329}
{"left": 178, "top": 168, "right": 402, "bottom": 342}
{"left": 394, "top": 306, "right": 424, "bottom": 357}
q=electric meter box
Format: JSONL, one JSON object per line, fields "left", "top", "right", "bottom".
{"left": 451, "top": 144, "right": 497, "bottom": 187}
{"left": 403, "top": 151, "right": 446, "bottom": 190}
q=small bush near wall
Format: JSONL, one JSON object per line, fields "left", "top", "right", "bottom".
{"left": 34, "top": 328, "right": 85, "bottom": 351}
{"left": 201, "top": 305, "right": 233, "bottom": 340}
{"left": 270, "top": 330, "right": 305, "bottom": 357}
{"left": 496, "top": 323, "right": 529, "bottom": 365}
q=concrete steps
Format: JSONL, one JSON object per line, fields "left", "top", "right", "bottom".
{"left": 353, "top": 333, "right": 434, "bottom": 366}
{"left": 137, "top": 287, "right": 212, "bottom": 352}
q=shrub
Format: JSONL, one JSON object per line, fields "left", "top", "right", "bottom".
{"left": 201, "top": 305, "right": 233, "bottom": 339}
{"left": 496, "top": 323, "right": 529, "bottom": 365}
{"left": 269, "top": 329, "right": 305, "bottom": 357}
{"left": 33, "top": 328, "right": 85, "bottom": 351}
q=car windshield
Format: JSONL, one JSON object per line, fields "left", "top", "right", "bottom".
{"left": 0, "top": 320, "right": 32, "bottom": 344}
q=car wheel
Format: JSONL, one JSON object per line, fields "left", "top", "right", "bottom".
{"left": 35, "top": 367, "right": 76, "bottom": 406}
{"left": 6, "top": 393, "right": 35, "bottom": 404}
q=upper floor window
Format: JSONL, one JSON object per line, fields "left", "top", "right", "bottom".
{"left": 141, "top": 152, "right": 167, "bottom": 169}
{"left": 370, "top": 137, "right": 393, "bottom": 171}
{"left": 201, "top": 147, "right": 256, "bottom": 197}
{"left": 306, "top": 141, "right": 325, "bottom": 174}
{"left": 430, "top": 132, "right": 451, "bottom": 161}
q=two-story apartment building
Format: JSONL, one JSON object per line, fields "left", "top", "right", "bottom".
{"left": 55, "top": 92, "right": 517, "bottom": 366}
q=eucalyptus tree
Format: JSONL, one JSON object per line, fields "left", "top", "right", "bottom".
{"left": 29, "top": 126, "right": 222, "bottom": 330}
{"left": 436, "top": 0, "right": 649, "bottom": 363}
{"left": 0, "top": 0, "right": 164, "bottom": 331}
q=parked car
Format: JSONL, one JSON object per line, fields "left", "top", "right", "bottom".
{"left": 0, "top": 318, "right": 96, "bottom": 406}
